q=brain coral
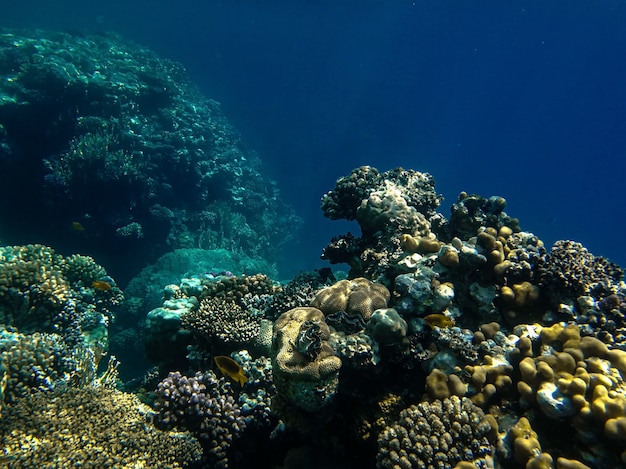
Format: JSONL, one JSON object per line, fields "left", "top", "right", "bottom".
{"left": 377, "top": 396, "right": 494, "bottom": 469}
{"left": 311, "top": 277, "right": 390, "bottom": 321}
{"left": 0, "top": 386, "right": 202, "bottom": 468}
{"left": 271, "top": 307, "right": 342, "bottom": 413}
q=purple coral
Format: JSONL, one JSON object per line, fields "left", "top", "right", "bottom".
{"left": 154, "top": 370, "right": 247, "bottom": 468}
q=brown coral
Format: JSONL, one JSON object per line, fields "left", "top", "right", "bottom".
{"left": 311, "top": 277, "right": 390, "bottom": 321}
{"left": 271, "top": 307, "right": 341, "bottom": 413}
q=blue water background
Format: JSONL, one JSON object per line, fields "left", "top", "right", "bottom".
{"left": 5, "top": 1, "right": 626, "bottom": 277}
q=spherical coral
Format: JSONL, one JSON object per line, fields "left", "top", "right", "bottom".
{"left": 377, "top": 396, "right": 494, "bottom": 468}
{"left": 366, "top": 308, "right": 407, "bottom": 346}
{"left": 0, "top": 386, "right": 202, "bottom": 468}
{"left": 356, "top": 180, "right": 432, "bottom": 237}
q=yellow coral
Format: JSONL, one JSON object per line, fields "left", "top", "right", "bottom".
{"left": 311, "top": 277, "right": 390, "bottom": 321}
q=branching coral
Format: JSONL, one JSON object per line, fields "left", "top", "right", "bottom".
{"left": 154, "top": 370, "right": 245, "bottom": 468}
{"left": 0, "top": 386, "right": 202, "bottom": 468}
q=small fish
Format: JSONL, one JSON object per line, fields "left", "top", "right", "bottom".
{"left": 423, "top": 313, "right": 455, "bottom": 329}
{"left": 214, "top": 355, "right": 248, "bottom": 387}
{"left": 72, "top": 221, "right": 85, "bottom": 232}
{"left": 92, "top": 280, "right": 112, "bottom": 291}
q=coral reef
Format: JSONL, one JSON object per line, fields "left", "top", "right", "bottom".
{"left": 3, "top": 161, "right": 626, "bottom": 468}
{"left": 0, "top": 29, "right": 299, "bottom": 283}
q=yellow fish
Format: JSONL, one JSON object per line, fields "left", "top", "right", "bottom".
{"left": 72, "top": 221, "right": 85, "bottom": 232}
{"left": 214, "top": 355, "right": 248, "bottom": 387}
{"left": 92, "top": 280, "right": 112, "bottom": 291}
{"left": 423, "top": 313, "right": 455, "bottom": 329}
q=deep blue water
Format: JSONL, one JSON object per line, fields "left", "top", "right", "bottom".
{"left": 5, "top": 1, "right": 626, "bottom": 276}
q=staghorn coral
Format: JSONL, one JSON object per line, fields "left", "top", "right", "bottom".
{"left": 0, "top": 244, "right": 69, "bottom": 331}
{"left": 154, "top": 370, "right": 245, "bottom": 468}
{"left": 311, "top": 277, "right": 390, "bottom": 322}
{"left": 0, "top": 327, "right": 88, "bottom": 404}
{"left": 0, "top": 386, "right": 202, "bottom": 468}
{"left": 377, "top": 395, "right": 495, "bottom": 469}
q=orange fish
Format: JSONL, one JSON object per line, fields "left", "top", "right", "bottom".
{"left": 214, "top": 355, "right": 248, "bottom": 386}
{"left": 92, "top": 280, "right": 112, "bottom": 291}
{"left": 423, "top": 313, "right": 455, "bottom": 329}
{"left": 72, "top": 221, "right": 85, "bottom": 232}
